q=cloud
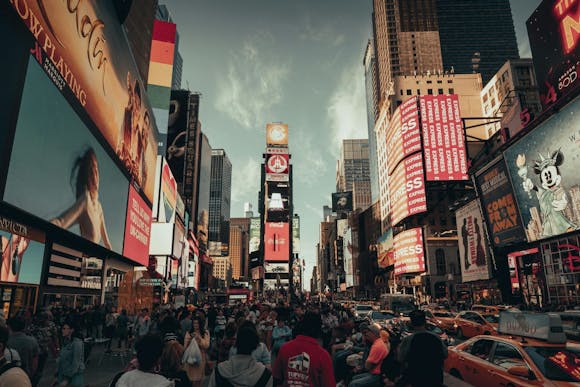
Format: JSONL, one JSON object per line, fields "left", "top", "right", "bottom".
{"left": 304, "top": 203, "right": 323, "bottom": 220}
{"left": 291, "top": 129, "right": 328, "bottom": 187}
{"left": 300, "top": 15, "right": 345, "bottom": 47}
{"left": 231, "top": 156, "right": 261, "bottom": 204}
{"left": 326, "top": 61, "right": 368, "bottom": 156}
{"left": 215, "top": 34, "right": 290, "bottom": 129}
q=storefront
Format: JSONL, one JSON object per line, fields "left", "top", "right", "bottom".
{"left": 541, "top": 234, "right": 580, "bottom": 307}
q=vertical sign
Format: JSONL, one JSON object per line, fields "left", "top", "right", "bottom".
{"left": 388, "top": 153, "right": 427, "bottom": 225}
{"left": 386, "top": 97, "right": 421, "bottom": 174}
{"left": 123, "top": 185, "right": 152, "bottom": 266}
{"left": 394, "top": 228, "right": 425, "bottom": 276}
{"left": 292, "top": 216, "right": 300, "bottom": 254}
{"left": 455, "top": 200, "right": 491, "bottom": 282}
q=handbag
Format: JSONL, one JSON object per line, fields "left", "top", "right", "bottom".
{"left": 182, "top": 334, "right": 202, "bottom": 365}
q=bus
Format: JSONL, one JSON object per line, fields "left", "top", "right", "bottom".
{"left": 380, "top": 293, "right": 417, "bottom": 316}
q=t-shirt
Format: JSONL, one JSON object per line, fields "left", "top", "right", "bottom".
{"left": 272, "top": 335, "right": 335, "bottom": 387}
{"left": 367, "top": 338, "right": 388, "bottom": 375}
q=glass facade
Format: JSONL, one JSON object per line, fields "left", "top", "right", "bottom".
{"left": 542, "top": 235, "right": 580, "bottom": 306}
{"left": 209, "top": 150, "right": 232, "bottom": 255}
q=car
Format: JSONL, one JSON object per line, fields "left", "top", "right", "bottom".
{"left": 445, "top": 312, "right": 580, "bottom": 386}
{"left": 354, "top": 304, "right": 373, "bottom": 318}
{"left": 369, "top": 310, "right": 397, "bottom": 326}
{"left": 471, "top": 304, "right": 514, "bottom": 316}
{"left": 424, "top": 309, "right": 457, "bottom": 332}
{"left": 453, "top": 311, "right": 497, "bottom": 339}
{"left": 398, "top": 320, "right": 455, "bottom": 346}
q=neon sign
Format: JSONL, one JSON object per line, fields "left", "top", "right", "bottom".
{"left": 554, "top": 0, "right": 580, "bottom": 54}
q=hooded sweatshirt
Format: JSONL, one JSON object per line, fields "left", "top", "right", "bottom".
{"left": 208, "top": 354, "right": 273, "bottom": 387}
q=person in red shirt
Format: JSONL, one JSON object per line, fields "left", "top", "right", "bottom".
{"left": 348, "top": 323, "right": 388, "bottom": 387}
{"left": 272, "top": 312, "right": 335, "bottom": 387}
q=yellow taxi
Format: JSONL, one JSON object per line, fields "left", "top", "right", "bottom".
{"left": 453, "top": 310, "right": 497, "bottom": 338}
{"left": 445, "top": 311, "right": 580, "bottom": 386}
{"left": 423, "top": 309, "right": 457, "bottom": 332}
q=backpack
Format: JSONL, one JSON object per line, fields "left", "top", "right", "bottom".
{"left": 0, "top": 361, "right": 22, "bottom": 380}
{"left": 214, "top": 365, "right": 271, "bottom": 387}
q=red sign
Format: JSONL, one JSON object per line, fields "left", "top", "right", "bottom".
{"left": 394, "top": 228, "right": 425, "bottom": 275}
{"left": 388, "top": 153, "right": 427, "bottom": 226}
{"left": 386, "top": 97, "right": 421, "bottom": 174}
{"left": 266, "top": 154, "right": 289, "bottom": 174}
{"left": 264, "top": 222, "right": 289, "bottom": 262}
{"left": 123, "top": 185, "right": 152, "bottom": 266}
{"left": 420, "top": 95, "right": 468, "bottom": 181}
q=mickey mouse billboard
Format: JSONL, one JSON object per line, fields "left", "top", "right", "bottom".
{"left": 504, "top": 97, "right": 580, "bottom": 242}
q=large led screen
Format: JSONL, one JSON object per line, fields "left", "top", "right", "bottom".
{"left": 386, "top": 97, "right": 421, "bottom": 174}
{"left": 394, "top": 228, "right": 425, "bottom": 276}
{"left": 123, "top": 185, "right": 152, "bottom": 266}
{"left": 455, "top": 200, "right": 491, "bottom": 283}
{"left": 0, "top": 216, "right": 44, "bottom": 285}
{"left": 3, "top": 59, "right": 129, "bottom": 254}
{"left": 388, "top": 153, "right": 427, "bottom": 226}
{"left": 264, "top": 222, "right": 289, "bottom": 262}
{"left": 504, "top": 97, "right": 580, "bottom": 242}
{"left": 9, "top": 0, "right": 159, "bottom": 203}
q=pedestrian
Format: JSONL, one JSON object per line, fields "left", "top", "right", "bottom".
{"left": 134, "top": 309, "right": 151, "bottom": 341}
{"left": 6, "top": 316, "right": 39, "bottom": 382}
{"left": 272, "top": 311, "right": 335, "bottom": 387}
{"left": 116, "top": 309, "right": 129, "bottom": 350}
{"left": 160, "top": 341, "right": 190, "bottom": 387}
{"left": 26, "top": 311, "right": 58, "bottom": 386}
{"left": 218, "top": 322, "right": 237, "bottom": 363}
{"left": 208, "top": 323, "right": 272, "bottom": 387}
{"left": 56, "top": 321, "right": 85, "bottom": 387}
{"left": 271, "top": 318, "right": 291, "bottom": 359}
{"left": 179, "top": 311, "right": 192, "bottom": 339}
{"left": 104, "top": 307, "right": 118, "bottom": 351}
{"left": 397, "top": 310, "right": 448, "bottom": 387}
{"left": 229, "top": 321, "right": 271, "bottom": 368}
{"left": 114, "top": 334, "right": 173, "bottom": 387}
{"left": 183, "top": 316, "right": 210, "bottom": 387}
{"left": 0, "top": 324, "right": 31, "bottom": 387}
{"left": 348, "top": 323, "right": 388, "bottom": 387}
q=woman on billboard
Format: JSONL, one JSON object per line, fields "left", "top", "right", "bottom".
{"left": 50, "top": 148, "right": 112, "bottom": 250}
{"left": 0, "top": 233, "right": 30, "bottom": 282}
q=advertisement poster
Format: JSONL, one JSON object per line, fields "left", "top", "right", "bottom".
{"left": 196, "top": 133, "right": 211, "bottom": 256}
{"left": 166, "top": 90, "right": 190, "bottom": 182}
{"left": 331, "top": 192, "right": 353, "bottom": 213}
{"left": 386, "top": 97, "right": 421, "bottom": 174}
{"left": 377, "top": 229, "right": 394, "bottom": 268}
{"left": 4, "top": 59, "right": 129, "bottom": 254}
{"left": 292, "top": 216, "right": 300, "bottom": 254}
{"left": 420, "top": 95, "right": 468, "bottom": 181}
{"left": 0, "top": 216, "right": 44, "bottom": 285}
{"left": 123, "top": 185, "right": 152, "bottom": 266}
{"left": 9, "top": 0, "right": 159, "bottom": 202}
{"left": 160, "top": 160, "right": 177, "bottom": 223}
{"left": 527, "top": 0, "right": 580, "bottom": 109}
{"left": 47, "top": 244, "right": 103, "bottom": 289}
{"left": 388, "top": 153, "right": 427, "bottom": 226}
{"left": 249, "top": 218, "right": 261, "bottom": 254}
{"left": 266, "top": 123, "right": 289, "bottom": 147}
{"left": 394, "top": 228, "right": 425, "bottom": 276}
{"left": 264, "top": 222, "right": 289, "bottom": 262}
{"left": 455, "top": 200, "right": 491, "bottom": 282}
{"left": 504, "top": 97, "right": 580, "bottom": 242}
{"left": 265, "top": 262, "right": 289, "bottom": 274}
{"left": 266, "top": 154, "right": 289, "bottom": 182}
{"left": 344, "top": 226, "right": 354, "bottom": 287}
{"left": 475, "top": 157, "right": 526, "bottom": 246}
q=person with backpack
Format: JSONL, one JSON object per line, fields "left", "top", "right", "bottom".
{"left": 56, "top": 321, "right": 85, "bottom": 387}
{"left": 208, "top": 323, "right": 272, "bottom": 387}
{"left": 0, "top": 324, "right": 31, "bottom": 387}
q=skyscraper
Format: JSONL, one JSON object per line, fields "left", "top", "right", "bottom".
{"left": 209, "top": 149, "right": 232, "bottom": 256}
{"left": 230, "top": 218, "right": 251, "bottom": 279}
{"left": 437, "top": 0, "right": 519, "bottom": 84}
{"left": 363, "top": 40, "right": 380, "bottom": 203}
{"left": 156, "top": 4, "right": 183, "bottom": 89}
{"left": 337, "top": 139, "right": 372, "bottom": 211}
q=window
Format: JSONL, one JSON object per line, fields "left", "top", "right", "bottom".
{"left": 436, "top": 249, "right": 446, "bottom": 275}
{"left": 449, "top": 88, "right": 454, "bottom": 94}
{"left": 468, "top": 339, "right": 494, "bottom": 360}
{"left": 437, "top": 80, "right": 442, "bottom": 84}
{"left": 426, "top": 80, "right": 433, "bottom": 84}
{"left": 417, "top": 89, "right": 421, "bottom": 95}
{"left": 428, "top": 89, "right": 433, "bottom": 95}
{"left": 491, "top": 343, "right": 526, "bottom": 370}
{"left": 400, "top": 89, "right": 403, "bottom": 96}
{"left": 406, "top": 89, "right": 412, "bottom": 95}
{"left": 438, "top": 88, "right": 444, "bottom": 94}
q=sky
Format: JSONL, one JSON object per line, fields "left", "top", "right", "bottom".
{"left": 164, "top": 0, "right": 539, "bottom": 291}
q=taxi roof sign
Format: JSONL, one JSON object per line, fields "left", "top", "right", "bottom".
{"left": 498, "top": 311, "right": 567, "bottom": 344}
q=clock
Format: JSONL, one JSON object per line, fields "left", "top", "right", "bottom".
{"left": 267, "top": 124, "right": 287, "bottom": 144}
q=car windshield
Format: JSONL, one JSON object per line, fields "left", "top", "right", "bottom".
{"left": 484, "top": 315, "right": 499, "bottom": 323}
{"left": 357, "top": 305, "right": 373, "bottom": 311}
{"left": 371, "top": 311, "right": 395, "bottom": 320}
{"left": 524, "top": 346, "right": 580, "bottom": 382}
{"left": 434, "top": 312, "right": 454, "bottom": 318}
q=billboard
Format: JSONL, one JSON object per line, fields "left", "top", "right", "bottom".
{"left": 47, "top": 244, "right": 103, "bottom": 290}
{"left": 123, "top": 185, "right": 152, "bottom": 266}
{"left": 9, "top": 0, "right": 159, "bottom": 203}
{"left": 266, "top": 123, "right": 289, "bottom": 147}
{"left": 419, "top": 95, "right": 468, "bottom": 181}
{"left": 166, "top": 91, "right": 190, "bottom": 183}
{"left": 527, "top": 0, "right": 580, "bottom": 109}
{"left": 265, "top": 262, "right": 289, "bottom": 274}
{"left": 332, "top": 192, "right": 353, "bottom": 213}
{"left": 394, "top": 228, "right": 425, "bottom": 276}
{"left": 266, "top": 154, "right": 289, "bottom": 182}
{"left": 386, "top": 97, "right": 421, "bottom": 174}
{"left": 264, "top": 222, "right": 289, "bottom": 262}
{"left": 0, "top": 216, "right": 45, "bottom": 285}
{"left": 183, "top": 94, "right": 200, "bottom": 213}
{"left": 197, "top": 133, "right": 211, "bottom": 255}
{"left": 377, "top": 229, "right": 394, "bottom": 268}
{"left": 455, "top": 200, "right": 491, "bottom": 282}
{"left": 344, "top": 226, "right": 354, "bottom": 287}
{"left": 292, "top": 216, "right": 300, "bottom": 254}
{"left": 249, "top": 218, "right": 261, "bottom": 254}
{"left": 504, "top": 97, "right": 580, "bottom": 242}
{"left": 153, "top": 157, "right": 178, "bottom": 223}
{"left": 388, "top": 153, "right": 427, "bottom": 226}
{"left": 475, "top": 158, "right": 525, "bottom": 247}
{"left": 4, "top": 59, "right": 129, "bottom": 255}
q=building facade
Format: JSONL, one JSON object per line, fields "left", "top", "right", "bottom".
{"left": 155, "top": 4, "right": 182, "bottom": 89}
{"left": 209, "top": 149, "right": 232, "bottom": 256}
{"left": 337, "top": 139, "right": 372, "bottom": 211}
{"left": 229, "top": 218, "right": 251, "bottom": 280}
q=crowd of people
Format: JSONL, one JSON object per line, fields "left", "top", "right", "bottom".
{"left": 0, "top": 299, "right": 449, "bottom": 387}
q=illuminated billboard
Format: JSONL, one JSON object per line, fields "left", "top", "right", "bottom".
{"left": 153, "top": 157, "right": 178, "bottom": 223}
{"left": 331, "top": 192, "right": 353, "bottom": 213}
{"left": 123, "top": 185, "right": 152, "bottom": 267}
{"left": 166, "top": 90, "right": 190, "bottom": 183}
{"left": 266, "top": 123, "right": 288, "bottom": 147}
{"left": 377, "top": 229, "right": 394, "bottom": 268}
{"left": 455, "top": 200, "right": 491, "bottom": 282}
{"left": 419, "top": 95, "right": 468, "bottom": 181}
{"left": 292, "top": 216, "right": 300, "bottom": 254}
{"left": 388, "top": 153, "right": 427, "bottom": 226}
{"left": 394, "top": 228, "right": 425, "bottom": 276}
{"left": 9, "top": 0, "right": 159, "bottom": 203}
{"left": 527, "top": 0, "right": 580, "bottom": 109}
{"left": 386, "top": 97, "right": 421, "bottom": 174}
{"left": 4, "top": 59, "right": 129, "bottom": 255}
{"left": 504, "top": 97, "right": 580, "bottom": 242}
{"left": 264, "top": 222, "right": 289, "bottom": 262}
{"left": 266, "top": 154, "right": 289, "bottom": 182}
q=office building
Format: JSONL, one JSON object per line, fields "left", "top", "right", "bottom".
{"left": 437, "top": 0, "right": 519, "bottom": 84}
{"left": 337, "top": 139, "right": 372, "bottom": 211}
{"left": 212, "top": 256, "right": 231, "bottom": 286}
{"left": 230, "top": 218, "right": 251, "bottom": 279}
{"left": 209, "top": 149, "right": 232, "bottom": 256}
{"left": 124, "top": 0, "right": 158, "bottom": 84}
{"left": 364, "top": 40, "right": 380, "bottom": 203}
